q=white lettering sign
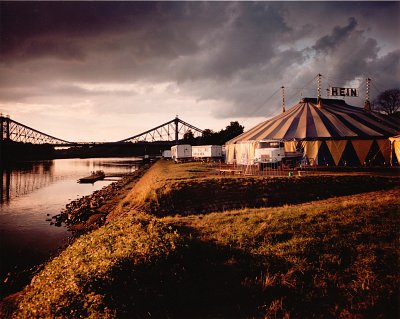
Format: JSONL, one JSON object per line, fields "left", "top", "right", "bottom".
{"left": 330, "top": 87, "right": 358, "bottom": 97}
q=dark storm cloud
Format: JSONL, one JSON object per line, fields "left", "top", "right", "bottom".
{"left": 0, "top": 2, "right": 157, "bottom": 58}
{"left": 313, "top": 17, "right": 357, "bottom": 53}
{"left": 201, "top": 2, "right": 290, "bottom": 78}
{"left": 0, "top": 2, "right": 222, "bottom": 63}
{"left": 0, "top": 2, "right": 289, "bottom": 72}
{"left": 0, "top": 1, "right": 399, "bottom": 126}
{"left": 166, "top": 2, "right": 293, "bottom": 81}
{"left": 367, "top": 50, "right": 400, "bottom": 90}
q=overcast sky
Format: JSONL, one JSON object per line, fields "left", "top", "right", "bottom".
{"left": 1, "top": 1, "right": 399, "bottom": 142}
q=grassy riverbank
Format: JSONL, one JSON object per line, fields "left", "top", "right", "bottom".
{"left": 3, "top": 160, "right": 399, "bottom": 318}
{"left": 112, "top": 160, "right": 398, "bottom": 217}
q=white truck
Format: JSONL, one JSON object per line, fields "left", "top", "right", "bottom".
{"left": 192, "top": 145, "right": 222, "bottom": 161}
{"left": 171, "top": 144, "right": 192, "bottom": 162}
{"left": 253, "top": 140, "right": 302, "bottom": 170}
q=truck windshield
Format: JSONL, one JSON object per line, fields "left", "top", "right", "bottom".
{"left": 258, "top": 141, "right": 284, "bottom": 148}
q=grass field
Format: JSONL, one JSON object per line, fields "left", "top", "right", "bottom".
{"left": 4, "top": 160, "right": 399, "bottom": 318}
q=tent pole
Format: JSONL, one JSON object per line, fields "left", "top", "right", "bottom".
{"left": 364, "top": 78, "right": 371, "bottom": 112}
{"left": 317, "top": 74, "right": 322, "bottom": 107}
{"left": 317, "top": 74, "right": 322, "bottom": 99}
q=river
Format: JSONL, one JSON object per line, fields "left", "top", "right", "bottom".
{"left": 0, "top": 157, "right": 140, "bottom": 296}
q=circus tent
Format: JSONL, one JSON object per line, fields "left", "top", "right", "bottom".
{"left": 389, "top": 135, "right": 400, "bottom": 165}
{"left": 226, "top": 98, "right": 400, "bottom": 166}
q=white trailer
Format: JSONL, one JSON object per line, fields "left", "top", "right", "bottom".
{"left": 171, "top": 144, "right": 192, "bottom": 162}
{"left": 162, "top": 150, "right": 172, "bottom": 158}
{"left": 192, "top": 145, "right": 222, "bottom": 160}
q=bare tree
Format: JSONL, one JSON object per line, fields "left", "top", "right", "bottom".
{"left": 373, "top": 88, "right": 400, "bottom": 115}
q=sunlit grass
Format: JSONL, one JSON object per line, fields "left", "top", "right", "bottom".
{"left": 113, "top": 160, "right": 217, "bottom": 215}
{"left": 12, "top": 213, "right": 181, "bottom": 318}
{"left": 115, "top": 159, "right": 399, "bottom": 217}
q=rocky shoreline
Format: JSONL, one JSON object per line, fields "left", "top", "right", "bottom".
{"left": 52, "top": 164, "right": 150, "bottom": 233}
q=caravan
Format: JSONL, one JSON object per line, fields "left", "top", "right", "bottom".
{"left": 171, "top": 144, "right": 192, "bottom": 162}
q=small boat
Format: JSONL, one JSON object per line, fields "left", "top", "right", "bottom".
{"left": 78, "top": 170, "right": 106, "bottom": 183}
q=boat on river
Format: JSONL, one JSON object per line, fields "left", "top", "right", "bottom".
{"left": 78, "top": 170, "right": 106, "bottom": 183}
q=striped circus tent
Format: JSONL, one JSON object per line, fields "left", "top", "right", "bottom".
{"left": 226, "top": 98, "right": 400, "bottom": 166}
{"left": 389, "top": 135, "right": 400, "bottom": 165}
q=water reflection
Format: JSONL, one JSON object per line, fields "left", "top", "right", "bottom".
{"left": 0, "top": 158, "right": 140, "bottom": 205}
{"left": 0, "top": 157, "right": 140, "bottom": 297}
{"left": 1, "top": 161, "right": 57, "bottom": 204}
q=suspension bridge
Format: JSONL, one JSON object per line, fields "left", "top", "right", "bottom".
{"left": 0, "top": 115, "right": 203, "bottom": 146}
{"left": 0, "top": 115, "right": 204, "bottom": 159}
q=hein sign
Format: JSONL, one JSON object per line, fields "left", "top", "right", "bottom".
{"left": 330, "top": 87, "right": 358, "bottom": 97}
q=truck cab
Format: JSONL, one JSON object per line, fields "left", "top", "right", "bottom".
{"left": 254, "top": 140, "right": 303, "bottom": 170}
{"left": 254, "top": 140, "right": 286, "bottom": 169}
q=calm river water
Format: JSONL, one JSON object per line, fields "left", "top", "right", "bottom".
{"left": 0, "top": 157, "right": 140, "bottom": 296}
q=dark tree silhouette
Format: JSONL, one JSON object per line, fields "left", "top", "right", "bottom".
{"left": 221, "top": 121, "right": 244, "bottom": 142}
{"left": 183, "top": 130, "right": 195, "bottom": 144}
{"left": 200, "top": 121, "right": 244, "bottom": 145}
{"left": 200, "top": 129, "right": 216, "bottom": 145}
{"left": 373, "top": 88, "right": 400, "bottom": 115}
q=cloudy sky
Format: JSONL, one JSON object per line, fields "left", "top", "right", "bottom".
{"left": 1, "top": 1, "right": 399, "bottom": 142}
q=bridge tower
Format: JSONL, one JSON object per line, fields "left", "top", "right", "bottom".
{"left": 174, "top": 116, "right": 179, "bottom": 145}
{"left": 0, "top": 115, "right": 11, "bottom": 140}
{"left": 0, "top": 115, "right": 10, "bottom": 160}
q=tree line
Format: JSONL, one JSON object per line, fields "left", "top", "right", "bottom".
{"left": 182, "top": 121, "right": 244, "bottom": 145}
